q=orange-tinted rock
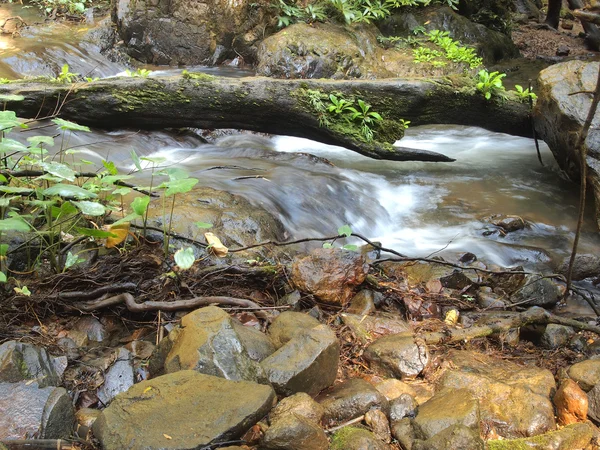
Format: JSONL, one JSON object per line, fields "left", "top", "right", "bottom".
{"left": 554, "top": 379, "right": 588, "bottom": 425}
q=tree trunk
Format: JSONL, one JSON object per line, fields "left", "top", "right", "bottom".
{"left": 2, "top": 75, "right": 531, "bottom": 162}
{"left": 545, "top": 0, "right": 562, "bottom": 28}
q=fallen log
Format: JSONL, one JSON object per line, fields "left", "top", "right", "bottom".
{"left": 1, "top": 74, "right": 531, "bottom": 162}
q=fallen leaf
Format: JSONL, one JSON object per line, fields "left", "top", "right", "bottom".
{"left": 444, "top": 309, "right": 459, "bottom": 326}
{"left": 143, "top": 386, "right": 153, "bottom": 394}
{"left": 163, "top": 434, "right": 172, "bottom": 440}
{"left": 105, "top": 222, "right": 130, "bottom": 248}
{"left": 426, "top": 279, "right": 443, "bottom": 293}
{"left": 204, "top": 232, "right": 228, "bottom": 257}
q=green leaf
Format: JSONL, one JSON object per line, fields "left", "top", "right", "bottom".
{"left": 0, "top": 271, "right": 6, "bottom": 283}
{"left": 194, "top": 221, "right": 213, "bottom": 229}
{"left": 43, "top": 183, "right": 97, "bottom": 199}
{"left": 41, "top": 162, "right": 76, "bottom": 181}
{"left": 0, "top": 138, "right": 28, "bottom": 154}
{"left": 102, "top": 160, "right": 118, "bottom": 175}
{"left": 338, "top": 224, "right": 352, "bottom": 237}
{"left": 174, "top": 247, "right": 195, "bottom": 270}
{"left": 74, "top": 201, "right": 106, "bottom": 216}
{"left": 322, "top": 243, "right": 333, "bottom": 249}
{"left": 0, "top": 244, "right": 8, "bottom": 256}
{"left": 161, "top": 168, "right": 190, "bottom": 181}
{"left": 0, "top": 217, "right": 30, "bottom": 232}
{"left": 0, "top": 186, "right": 34, "bottom": 194}
{"left": 0, "top": 94, "right": 24, "bottom": 102}
{"left": 111, "top": 212, "right": 141, "bottom": 226}
{"left": 27, "top": 136, "right": 55, "bottom": 148}
{"left": 130, "top": 149, "right": 142, "bottom": 171}
{"left": 102, "top": 174, "right": 134, "bottom": 184}
{"left": 342, "top": 244, "right": 358, "bottom": 251}
{"left": 76, "top": 227, "right": 117, "bottom": 238}
{"left": 0, "top": 111, "right": 23, "bottom": 130}
{"left": 14, "top": 286, "right": 31, "bottom": 296}
{"left": 52, "top": 118, "right": 91, "bottom": 132}
{"left": 131, "top": 195, "right": 150, "bottom": 216}
{"left": 112, "top": 187, "right": 132, "bottom": 196}
{"left": 163, "top": 177, "right": 199, "bottom": 197}
{"left": 64, "top": 251, "right": 84, "bottom": 269}
{"left": 0, "top": 196, "right": 16, "bottom": 207}
{"left": 0, "top": 174, "right": 6, "bottom": 183}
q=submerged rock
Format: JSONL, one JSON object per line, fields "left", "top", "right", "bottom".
{"left": 92, "top": 371, "right": 276, "bottom": 449}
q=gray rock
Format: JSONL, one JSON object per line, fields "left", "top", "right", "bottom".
{"left": 276, "top": 291, "right": 302, "bottom": 310}
{"left": 414, "top": 389, "right": 480, "bottom": 439}
{"left": 413, "top": 424, "right": 484, "bottom": 450}
{"left": 73, "top": 316, "right": 107, "bottom": 342}
{"left": 587, "top": 382, "right": 600, "bottom": 422}
{"left": 261, "top": 325, "right": 339, "bottom": 396}
{"left": 270, "top": 392, "right": 325, "bottom": 425}
{"left": 485, "top": 422, "right": 594, "bottom": 450}
{"left": 96, "top": 348, "right": 134, "bottom": 405}
{"left": 267, "top": 312, "right": 320, "bottom": 349}
{"left": 347, "top": 290, "right": 377, "bottom": 315}
{"left": 0, "top": 341, "right": 64, "bottom": 387}
{"left": 541, "top": 324, "right": 575, "bottom": 350}
{"left": 0, "top": 382, "right": 74, "bottom": 439}
{"left": 261, "top": 414, "right": 328, "bottom": 450}
{"left": 341, "top": 313, "right": 410, "bottom": 345}
{"left": 364, "top": 333, "right": 429, "bottom": 379}
{"left": 147, "top": 326, "right": 181, "bottom": 377}
{"left": 165, "top": 306, "right": 268, "bottom": 384}
{"left": 569, "top": 359, "right": 600, "bottom": 391}
{"left": 329, "top": 426, "right": 390, "bottom": 450}
{"left": 364, "top": 409, "right": 391, "bottom": 443}
{"left": 92, "top": 371, "right": 276, "bottom": 449}
{"left": 233, "top": 321, "right": 275, "bottom": 362}
{"left": 391, "top": 418, "right": 424, "bottom": 450}
{"left": 317, "top": 378, "right": 388, "bottom": 426}
{"left": 557, "top": 254, "right": 600, "bottom": 281}
{"left": 389, "top": 393, "right": 418, "bottom": 422}
{"left": 476, "top": 287, "right": 507, "bottom": 309}
{"left": 510, "top": 275, "right": 565, "bottom": 307}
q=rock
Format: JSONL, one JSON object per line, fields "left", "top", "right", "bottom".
{"left": 147, "top": 326, "right": 181, "bottom": 377}
{"left": 73, "top": 316, "right": 107, "bottom": 342}
{"left": 164, "top": 306, "right": 268, "bottom": 384}
{"left": 66, "top": 329, "right": 89, "bottom": 347}
{"left": 413, "top": 424, "right": 484, "bottom": 450}
{"left": 341, "top": 313, "right": 411, "bottom": 344}
{"left": 363, "top": 333, "right": 429, "bottom": 379}
{"left": 568, "top": 359, "right": 600, "bottom": 391}
{"left": 414, "top": 389, "right": 479, "bottom": 439}
{"left": 261, "top": 324, "right": 339, "bottom": 396}
{"left": 124, "top": 340, "right": 155, "bottom": 360}
{"left": 389, "top": 393, "right": 418, "bottom": 422}
{"left": 374, "top": 378, "right": 417, "bottom": 401}
{"left": 329, "top": 426, "right": 390, "bottom": 450}
{"left": 267, "top": 312, "right": 321, "bottom": 349}
{"left": 554, "top": 378, "right": 588, "bottom": 425}
{"left": 291, "top": 248, "right": 369, "bottom": 306}
{"left": 347, "top": 290, "right": 377, "bottom": 315}
{"left": 232, "top": 322, "right": 275, "bottom": 363}
{"left": 365, "top": 409, "right": 391, "bottom": 443}
{"left": 490, "top": 215, "right": 527, "bottom": 232}
{"left": 586, "top": 382, "right": 600, "bottom": 422}
{"left": 476, "top": 287, "right": 507, "bottom": 309}
{"left": 541, "top": 324, "right": 575, "bottom": 349}
{"left": 317, "top": 378, "right": 389, "bottom": 426}
{"left": 556, "top": 45, "right": 571, "bottom": 56}
{"left": 96, "top": 348, "right": 134, "bottom": 405}
{"left": 486, "top": 422, "right": 594, "bottom": 450}
{"left": 76, "top": 408, "right": 102, "bottom": 428}
{"left": 557, "top": 254, "right": 600, "bottom": 280}
{"left": 0, "top": 382, "right": 74, "bottom": 439}
{"left": 261, "top": 414, "right": 329, "bottom": 450}
{"left": 510, "top": 275, "right": 565, "bottom": 307}
{"left": 270, "top": 393, "right": 325, "bottom": 425}
{"left": 391, "top": 418, "right": 424, "bottom": 450}
{"left": 276, "top": 290, "right": 302, "bottom": 310}
{"left": 0, "top": 341, "right": 64, "bottom": 387}
{"left": 437, "top": 350, "right": 556, "bottom": 438}
{"left": 92, "top": 371, "right": 276, "bottom": 449}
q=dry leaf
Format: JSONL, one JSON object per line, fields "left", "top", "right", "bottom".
{"left": 426, "top": 279, "right": 443, "bottom": 293}
{"left": 143, "top": 386, "right": 153, "bottom": 394}
{"left": 163, "top": 434, "right": 172, "bottom": 440}
{"left": 105, "top": 222, "right": 130, "bottom": 248}
{"left": 204, "top": 232, "right": 228, "bottom": 257}
{"left": 444, "top": 309, "right": 459, "bottom": 326}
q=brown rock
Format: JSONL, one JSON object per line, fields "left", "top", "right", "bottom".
{"left": 554, "top": 379, "right": 588, "bottom": 425}
{"left": 270, "top": 393, "right": 325, "bottom": 425}
{"left": 365, "top": 409, "right": 391, "bottom": 443}
{"left": 373, "top": 378, "right": 417, "bottom": 401}
{"left": 291, "top": 248, "right": 369, "bottom": 306}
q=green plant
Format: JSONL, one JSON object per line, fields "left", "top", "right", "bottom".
{"left": 347, "top": 99, "right": 383, "bottom": 142}
{"left": 55, "top": 64, "right": 79, "bottom": 83}
{"left": 327, "top": 94, "right": 354, "bottom": 115}
{"left": 513, "top": 84, "right": 537, "bottom": 102}
{"left": 476, "top": 69, "right": 506, "bottom": 100}
{"left": 29, "top": 0, "right": 90, "bottom": 17}
{"left": 125, "top": 68, "right": 152, "bottom": 78}
{"left": 181, "top": 70, "right": 216, "bottom": 82}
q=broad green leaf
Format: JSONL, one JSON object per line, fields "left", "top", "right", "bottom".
{"left": 0, "top": 111, "right": 23, "bottom": 130}
{"left": 0, "top": 217, "right": 30, "bottom": 232}
{"left": 27, "top": 136, "right": 55, "bottom": 147}
{"left": 0, "top": 196, "right": 16, "bottom": 207}
{"left": 59, "top": 201, "right": 78, "bottom": 216}
{"left": 14, "top": 286, "right": 31, "bottom": 296}
{"left": 102, "top": 160, "right": 118, "bottom": 175}
{"left": 163, "top": 177, "right": 199, "bottom": 197}
{"left": 76, "top": 227, "right": 117, "bottom": 238}
{"left": 194, "top": 221, "right": 213, "bottom": 229}
{"left": 0, "top": 186, "right": 34, "bottom": 194}
{"left": 342, "top": 244, "right": 358, "bottom": 252}
{"left": 0, "top": 174, "right": 6, "bottom": 183}
{"left": 322, "top": 243, "right": 333, "bottom": 249}
{"left": 43, "top": 183, "right": 97, "bottom": 199}
{"left": 174, "top": 247, "right": 195, "bottom": 270}
{"left": 111, "top": 212, "right": 141, "bottom": 226}
{"left": 64, "top": 251, "right": 84, "bottom": 269}
{"left": 0, "top": 94, "right": 24, "bottom": 102}
{"left": 160, "top": 168, "right": 189, "bottom": 181}
{"left": 0, "top": 244, "right": 8, "bottom": 256}
{"left": 130, "top": 149, "right": 142, "bottom": 171}
{"left": 52, "top": 118, "right": 91, "bottom": 132}
{"left": 338, "top": 224, "right": 352, "bottom": 237}
{"left": 74, "top": 201, "right": 106, "bottom": 216}
{"left": 41, "top": 162, "right": 76, "bottom": 181}
{"left": 140, "top": 156, "right": 166, "bottom": 165}
{"left": 0, "top": 139, "right": 28, "bottom": 154}
{"left": 26, "top": 199, "right": 56, "bottom": 208}
{"left": 102, "top": 174, "right": 134, "bottom": 184}
{"left": 112, "top": 187, "right": 131, "bottom": 196}
{"left": 0, "top": 272, "right": 6, "bottom": 283}
{"left": 131, "top": 195, "right": 150, "bottom": 216}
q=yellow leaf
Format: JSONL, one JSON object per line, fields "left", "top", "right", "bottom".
{"left": 163, "top": 434, "right": 172, "bottom": 440}
{"left": 444, "top": 309, "right": 459, "bottom": 326}
{"left": 105, "top": 222, "right": 130, "bottom": 248}
{"left": 143, "top": 386, "right": 153, "bottom": 394}
{"left": 204, "top": 232, "right": 228, "bottom": 257}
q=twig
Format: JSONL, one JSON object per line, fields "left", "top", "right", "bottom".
{"left": 530, "top": 79, "right": 544, "bottom": 166}
{"left": 58, "top": 282, "right": 137, "bottom": 300}
{"left": 325, "top": 415, "right": 365, "bottom": 434}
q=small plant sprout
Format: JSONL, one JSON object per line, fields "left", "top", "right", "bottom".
{"left": 125, "top": 68, "right": 153, "bottom": 78}
{"left": 56, "top": 64, "right": 79, "bottom": 83}
{"left": 476, "top": 70, "right": 506, "bottom": 101}
{"left": 513, "top": 85, "right": 538, "bottom": 102}
{"left": 174, "top": 247, "right": 195, "bottom": 270}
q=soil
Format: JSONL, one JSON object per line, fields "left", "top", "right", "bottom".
{"left": 512, "top": 20, "right": 595, "bottom": 59}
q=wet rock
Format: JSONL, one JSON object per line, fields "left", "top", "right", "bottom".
{"left": 233, "top": 321, "right": 275, "bottom": 362}
{"left": 329, "top": 426, "right": 390, "bottom": 450}
{"left": 261, "top": 324, "right": 339, "bottom": 396}
{"left": 147, "top": 326, "right": 181, "bottom": 377}
{"left": 267, "top": 312, "right": 320, "bottom": 349}
{"left": 291, "top": 248, "right": 369, "bottom": 306}
{"left": 413, "top": 424, "right": 484, "bottom": 450}
{"left": 66, "top": 329, "right": 89, "bottom": 347}
{"left": 510, "top": 275, "right": 565, "bottom": 307}
{"left": 439, "top": 270, "right": 477, "bottom": 290}
{"left": 276, "top": 290, "right": 302, "bottom": 310}
{"left": 438, "top": 350, "right": 556, "bottom": 438}
{"left": 414, "top": 389, "right": 479, "bottom": 439}
{"left": 389, "top": 393, "right": 418, "bottom": 421}
{"left": 341, "top": 313, "right": 411, "bottom": 345}
{"left": 557, "top": 254, "right": 600, "bottom": 280}
{"left": 541, "top": 324, "right": 575, "bottom": 349}
{"left": 568, "top": 359, "right": 600, "bottom": 391}
{"left": 261, "top": 414, "right": 328, "bottom": 450}
{"left": 489, "top": 214, "right": 528, "bottom": 232}
{"left": 586, "top": 382, "right": 600, "bottom": 422}
{"left": 486, "top": 422, "right": 594, "bottom": 450}
{"left": 96, "top": 348, "right": 134, "bottom": 406}
{"left": 73, "top": 316, "right": 107, "bottom": 342}
{"left": 0, "top": 382, "right": 74, "bottom": 439}
{"left": 347, "top": 290, "right": 377, "bottom": 315}
{"left": 0, "top": 341, "right": 64, "bottom": 387}
{"left": 317, "top": 378, "right": 389, "bottom": 426}
{"left": 374, "top": 378, "right": 417, "bottom": 401}
{"left": 124, "top": 340, "right": 155, "bottom": 360}
{"left": 270, "top": 392, "right": 324, "bottom": 425}
{"left": 364, "top": 333, "right": 429, "bottom": 379}
{"left": 385, "top": 261, "right": 479, "bottom": 287}
{"left": 476, "top": 287, "right": 507, "bottom": 309}
{"left": 92, "top": 370, "right": 276, "bottom": 449}
{"left": 75, "top": 408, "right": 101, "bottom": 428}
{"left": 554, "top": 378, "right": 588, "bottom": 425}
{"left": 365, "top": 409, "right": 391, "bottom": 443}
{"left": 391, "top": 418, "right": 424, "bottom": 450}
{"left": 164, "top": 306, "right": 268, "bottom": 384}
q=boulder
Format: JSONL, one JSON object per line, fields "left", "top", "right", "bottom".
{"left": 568, "top": 359, "right": 600, "bottom": 391}
{"left": 164, "top": 306, "right": 268, "bottom": 384}
{"left": 510, "top": 275, "right": 565, "bottom": 307}
{"left": 92, "top": 371, "right": 276, "bottom": 449}
{"left": 0, "top": 341, "right": 65, "bottom": 387}
{"left": 373, "top": 378, "right": 418, "bottom": 401}
{"left": 553, "top": 378, "right": 588, "bottom": 425}
{"left": 389, "top": 393, "right": 418, "bottom": 422}
{"left": 269, "top": 393, "right": 325, "bottom": 425}
{"left": 391, "top": 418, "right": 424, "bottom": 450}
{"left": 261, "top": 414, "right": 329, "bottom": 450}
{"left": 72, "top": 316, "right": 107, "bottom": 342}
{"left": 365, "top": 409, "right": 391, "bottom": 443}
{"left": 437, "top": 350, "right": 556, "bottom": 438}
{"left": 233, "top": 321, "right": 276, "bottom": 362}
{"left": 329, "top": 426, "right": 390, "bottom": 450}
{"left": 414, "top": 389, "right": 480, "bottom": 439}
{"left": 363, "top": 333, "right": 429, "bottom": 379}
{"left": 347, "top": 290, "right": 377, "bottom": 316}
{"left": 291, "top": 248, "right": 369, "bottom": 306}
{"left": 316, "top": 378, "right": 389, "bottom": 426}
{"left": 267, "top": 312, "right": 321, "bottom": 349}
{"left": 0, "top": 382, "right": 74, "bottom": 439}
{"left": 412, "top": 424, "right": 484, "bottom": 450}
{"left": 261, "top": 324, "right": 340, "bottom": 396}
{"left": 486, "top": 422, "right": 594, "bottom": 450}
{"left": 541, "top": 324, "right": 575, "bottom": 350}
{"left": 96, "top": 348, "right": 135, "bottom": 405}
{"left": 557, "top": 254, "right": 600, "bottom": 280}
{"left": 586, "top": 381, "right": 600, "bottom": 422}
{"left": 341, "top": 313, "right": 411, "bottom": 344}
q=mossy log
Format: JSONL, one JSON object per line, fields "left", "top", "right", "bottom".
{"left": 1, "top": 75, "right": 531, "bottom": 162}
